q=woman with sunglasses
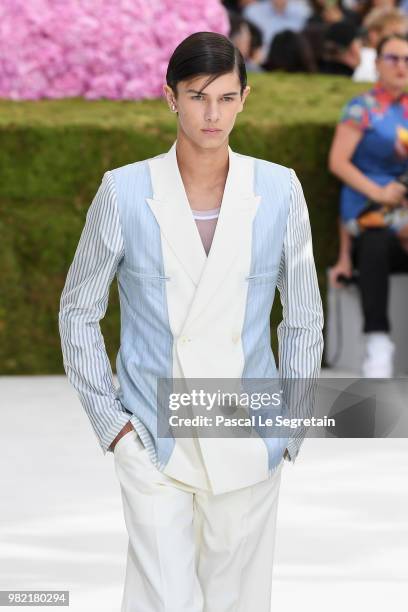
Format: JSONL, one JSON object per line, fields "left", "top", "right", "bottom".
{"left": 329, "top": 33, "right": 408, "bottom": 377}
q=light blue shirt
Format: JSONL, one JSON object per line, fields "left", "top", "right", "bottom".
{"left": 243, "top": 0, "right": 311, "bottom": 53}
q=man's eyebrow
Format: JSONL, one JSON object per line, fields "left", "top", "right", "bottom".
{"left": 186, "top": 89, "right": 239, "bottom": 96}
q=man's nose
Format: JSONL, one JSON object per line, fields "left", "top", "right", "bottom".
{"left": 204, "top": 101, "right": 220, "bottom": 122}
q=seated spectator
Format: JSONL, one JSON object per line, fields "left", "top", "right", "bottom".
{"left": 228, "top": 11, "right": 266, "bottom": 71}
{"left": 353, "top": 7, "right": 408, "bottom": 81}
{"left": 301, "top": 22, "right": 327, "bottom": 68}
{"left": 302, "top": 1, "right": 360, "bottom": 71}
{"left": 328, "top": 33, "right": 408, "bottom": 377}
{"left": 307, "top": 0, "right": 360, "bottom": 26}
{"left": 247, "top": 19, "right": 266, "bottom": 70}
{"left": 243, "top": 0, "right": 311, "bottom": 54}
{"left": 319, "top": 20, "right": 362, "bottom": 75}
{"left": 356, "top": 0, "right": 401, "bottom": 25}
{"left": 261, "top": 29, "right": 317, "bottom": 71}
{"left": 229, "top": 11, "right": 253, "bottom": 59}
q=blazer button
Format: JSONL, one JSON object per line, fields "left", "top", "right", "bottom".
{"left": 231, "top": 333, "right": 240, "bottom": 343}
{"left": 179, "top": 336, "right": 192, "bottom": 345}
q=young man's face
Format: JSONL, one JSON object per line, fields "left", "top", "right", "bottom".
{"left": 164, "top": 70, "right": 250, "bottom": 150}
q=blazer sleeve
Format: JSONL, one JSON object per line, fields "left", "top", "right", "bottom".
{"left": 276, "top": 168, "right": 324, "bottom": 464}
{"left": 58, "top": 171, "right": 131, "bottom": 455}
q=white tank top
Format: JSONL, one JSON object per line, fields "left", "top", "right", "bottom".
{"left": 191, "top": 205, "right": 221, "bottom": 255}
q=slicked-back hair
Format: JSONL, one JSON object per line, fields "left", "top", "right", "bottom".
{"left": 166, "top": 31, "right": 247, "bottom": 98}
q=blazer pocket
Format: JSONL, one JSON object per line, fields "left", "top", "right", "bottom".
{"left": 121, "top": 263, "right": 170, "bottom": 283}
{"left": 245, "top": 267, "right": 279, "bottom": 284}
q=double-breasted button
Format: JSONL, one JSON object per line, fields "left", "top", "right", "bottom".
{"left": 179, "top": 336, "right": 192, "bottom": 345}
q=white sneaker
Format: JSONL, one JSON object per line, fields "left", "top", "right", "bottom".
{"left": 361, "top": 332, "right": 395, "bottom": 378}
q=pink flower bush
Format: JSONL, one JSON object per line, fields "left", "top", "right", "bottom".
{"left": 0, "top": 0, "right": 229, "bottom": 100}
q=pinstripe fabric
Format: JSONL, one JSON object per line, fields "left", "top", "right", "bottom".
{"left": 58, "top": 171, "right": 131, "bottom": 453}
{"left": 275, "top": 169, "right": 324, "bottom": 463}
{"left": 58, "top": 151, "right": 323, "bottom": 472}
{"left": 277, "top": 169, "right": 323, "bottom": 379}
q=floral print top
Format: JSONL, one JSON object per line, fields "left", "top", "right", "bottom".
{"left": 337, "top": 82, "right": 408, "bottom": 222}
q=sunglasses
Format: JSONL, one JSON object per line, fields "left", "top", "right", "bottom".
{"left": 380, "top": 53, "right": 408, "bottom": 66}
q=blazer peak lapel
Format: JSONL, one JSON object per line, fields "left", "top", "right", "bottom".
{"left": 180, "top": 147, "right": 261, "bottom": 332}
{"left": 146, "top": 142, "right": 207, "bottom": 286}
{"left": 146, "top": 140, "right": 261, "bottom": 333}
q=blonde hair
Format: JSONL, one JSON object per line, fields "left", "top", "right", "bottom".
{"left": 363, "top": 7, "right": 408, "bottom": 35}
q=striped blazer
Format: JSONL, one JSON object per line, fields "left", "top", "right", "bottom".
{"left": 58, "top": 140, "right": 324, "bottom": 494}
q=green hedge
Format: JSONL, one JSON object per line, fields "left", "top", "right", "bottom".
{"left": 0, "top": 73, "right": 370, "bottom": 374}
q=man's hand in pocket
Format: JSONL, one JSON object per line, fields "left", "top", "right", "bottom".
{"left": 109, "top": 421, "right": 134, "bottom": 452}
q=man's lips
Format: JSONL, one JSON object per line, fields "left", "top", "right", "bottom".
{"left": 201, "top": 128, "right": 222, "bottom": 132}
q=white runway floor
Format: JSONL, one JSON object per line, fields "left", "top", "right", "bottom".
{"left": 1, "top": 374, "right": 407, "bottom": 611}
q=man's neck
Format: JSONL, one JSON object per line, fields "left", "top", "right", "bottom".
{"left": 175, "top": 132, "right": 229, "bottom": 189}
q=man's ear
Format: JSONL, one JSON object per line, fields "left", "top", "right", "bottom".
{"left": 163, "top": 84, "right": 176, "bottom": 110}
{"left": 238, "top": 85, "right": 251, "bottom": 112}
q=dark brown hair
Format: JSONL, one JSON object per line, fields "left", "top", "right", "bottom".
{"left": 166, "top": 31, "right": 247, "bottom": 98}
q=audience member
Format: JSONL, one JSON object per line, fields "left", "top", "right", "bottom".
{"left": 301, "top": 22, "right": 327, "bottom": 67}
{"left": 228, "top": 11, "right": 266, "bottom": 70}
{"left": 229, "top": 11, "right": 253, "bottom": 58}
{"left": 243, "top": 0, "right": 311, "bottom": 53}
{"left": 353, "top": 7, "right": 408, "bottom": 81}
{"left": 247, "top": 19, "right": 265, "bottom": 69}
{"left": 262, "top": 29, "right": 317, "bottom": 71}
{"left": 328, "top": 34, "right": 408, "bottom": 377}
{"left": 319, "top": 20, "right": 362, "bottom": 74}
{"left": 356, "top": 0, "right": 401, "bottom": 23}
{"left": 307, "top": 0, "right": 360, "bottom": 26}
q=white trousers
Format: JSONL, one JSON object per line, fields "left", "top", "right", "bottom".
{"left": 114, "top": 429, "right": 284, "bottom": 612}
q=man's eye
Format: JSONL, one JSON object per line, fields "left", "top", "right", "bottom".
{"left": 191, "top": 95, "right": 234, "bottom": 101}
